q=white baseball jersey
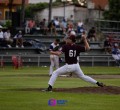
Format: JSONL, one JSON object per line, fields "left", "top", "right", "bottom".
{"left": 112, "top": 48, "right": 120, "bottom": 60}
{"left": 49, "top": 42, "right": 60, "bottom": 75}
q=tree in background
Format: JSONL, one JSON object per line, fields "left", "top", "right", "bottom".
{"left": 21, "top": 0, "right": 25, "bottom": 27}
{"left": 103, "top": 0, "right": 120, "bottom": 21}
{"left": 25, "top": 3, "right": 48, "bottom": 18}
{"left": 49, "top": 0, "right": 52, "bottom": 22}
{"left": 8, "top": 0, "right": 14, "bottom": 20}
{"left": 55, "top": 0, "right": 61, "bottom": 2}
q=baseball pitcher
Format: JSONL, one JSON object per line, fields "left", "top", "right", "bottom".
{"left": 44, "top": 34, "right": 104, "bottom": 91}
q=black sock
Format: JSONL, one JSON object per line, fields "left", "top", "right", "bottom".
{"left": 96, "top": 82, "right": 104, "bottom": 87}
{"left": 96, "top": 82, "right": 99, "bottom": 86}
{"left": 48, "top": 85, "right": 52, "bottom": 90}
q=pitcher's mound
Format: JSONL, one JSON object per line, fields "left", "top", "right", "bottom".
{"left": 18, "top": 86, "right": 120, "bottom": 94}
{"left": 54, "top": 86, "right": 120, "bottom": 94}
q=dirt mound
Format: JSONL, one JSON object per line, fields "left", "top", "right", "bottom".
{"left": 18, "top": 86, "right": 120, "bottom": 95}
{"left": 54, "top": 86, "right": 120, "bottom": 94}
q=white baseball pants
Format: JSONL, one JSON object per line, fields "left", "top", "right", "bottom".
{"left": 49, "top": 55, "right": 59, "bottom": 75}
{"left": 48, "top": 63, "right": 97, "bottom": 86}
{"left": 112, "top": 54, "right": 120, "bottom": 60}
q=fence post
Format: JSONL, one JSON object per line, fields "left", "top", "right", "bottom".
{"left": 92, "top": 56, "right": 94, "bottom": 67}
{"left": 0, "top": 56, "right": 4, "bottom": 68}
{"left": 38, "top": 56, "right": 40, "bottom": 67}
{"left": 108, "top": 56, "right": 110, "bottom": 67}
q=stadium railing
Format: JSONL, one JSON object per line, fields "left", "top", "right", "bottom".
{"left": 0, "top": 54, "right": 116, "bottom": 67}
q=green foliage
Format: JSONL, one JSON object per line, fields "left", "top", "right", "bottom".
{"left": 56, "top": 0, "right": 78, "bottom": 3}
{"left": 3, "top": 20, "right": 12, "bottom": 28}
{"left": 103, "top": 0, "right": 120, "bottom": 20}
{"left": 25, "top": 0, "right": 79, "bottom": 18}
{"left": 25, "top": 3, "right": 48, "bottom": 18}
{"left": 56, "top": 0, "right": 61, "bottom": 2}
{"left": 72, "top": 0, "right": 78, "bottom": 3}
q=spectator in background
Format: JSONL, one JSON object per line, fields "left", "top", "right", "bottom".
{"left": 61, "top": 18, "right": 67, "bottom": 35}
{"left": 54, "top": 18, "right": 60, "bottom": 35}
{"left": 67, "top": 23, "right": 74, "bottom": 33}
{"left": 62, "top": 22, "right": 74, "bottom": 40}
{"left": 39, "top": 18, "right": 48, "bottom": 35}
{"left": 104, "top": 37, "right": 112, "bottom": 54}
{"left": 28, "top": 19, "right": 35, "bottom": 34}
{"left": 25, "top": 20, "right": 30, "bottom": 34}
{"left": 62, "top": 29, "right": 76, "bottom": 44}
{"left": 0, "top": 25, "right": 4, "bottom": 42}
{"left": 4, "top": 29, "right": 13, "bottom": 48}
{"left": 69, "top": 30, "right": 76, "bottom": 36}
{"left": 39, "top": 19, "right": 44, "bottom": 28}
{"left": 112, "top": 43, "right": 120, "bottom": 67}
{"left": 48, "top": 20, "right": 56, "bottom": 35}
{"left": 81, "top": 31, "right": 87, "bottom": 40}
{"left": 14, "top": 31, "right": 24, "bottom": 48}
{"left": 87, "top": 27, "right": 97, "bottom": 41}
{"left": 69, "top": 15, "right": 74, "bottom": 23}
{"left": 63, "top": 24, "right": 76, "bottom": 43}
{"left": 54, "top": 17, "right": 60, "bottom": 28}
{"left": 77, "top": 20, "right": 84, "bottom": 36}
{"left": 78, "top": 20, "right": 83, "bottom": 26}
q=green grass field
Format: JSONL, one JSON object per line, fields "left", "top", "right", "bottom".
{"left": 0, "top": 66, "right": 120, "bottom": 110}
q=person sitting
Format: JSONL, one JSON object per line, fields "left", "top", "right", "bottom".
{"left": 48, "top": 20, "right": 56, "bottom": 35}
{"left": 62, "top": 29, "right": 76, "bottom": 45}
{"left": 87, "top": 27, "right": 97, "bottom": 41}
{"left": 28, "top": 19, "right": 35, "bottom": 34}
{"left": 104, "top": 37, "right": 112, "bottom": 54}
{"left": 3, "top": 29, "right": 13, "bottom": 48}
{"left": 14, "top": 31, "right": 24, "bottom": 48}
{"left": 77, "top": 20, "right": 84, "bottom": 36}
{"left": 112, "top": 43, "right": 120, "bottom": 67}
{"left": 54, "top": 17, "right": 60, "bottom": 28}
{"left": 25, "top": 20, "right": 30, "bottom": 34}
{"left": 67, "top": 23, "right": 74, "bottom": 34}
{"left": 39, "top": 18, "right": 48, "bottom": 35}
{"left": 54, "top": 18, "right": 60, "bottom": 35}
{"left": 61, "top": 18, "right": 67, "bottom": 35}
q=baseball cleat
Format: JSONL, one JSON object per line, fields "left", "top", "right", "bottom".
{"left": 42, "top": 88, "right": 52, "bottom": 92}
{"left": 96, "top": 82, "right": 105, "bottom": 87}
{"left": 42, "top": 85, "right": 52, "bottom": 92}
